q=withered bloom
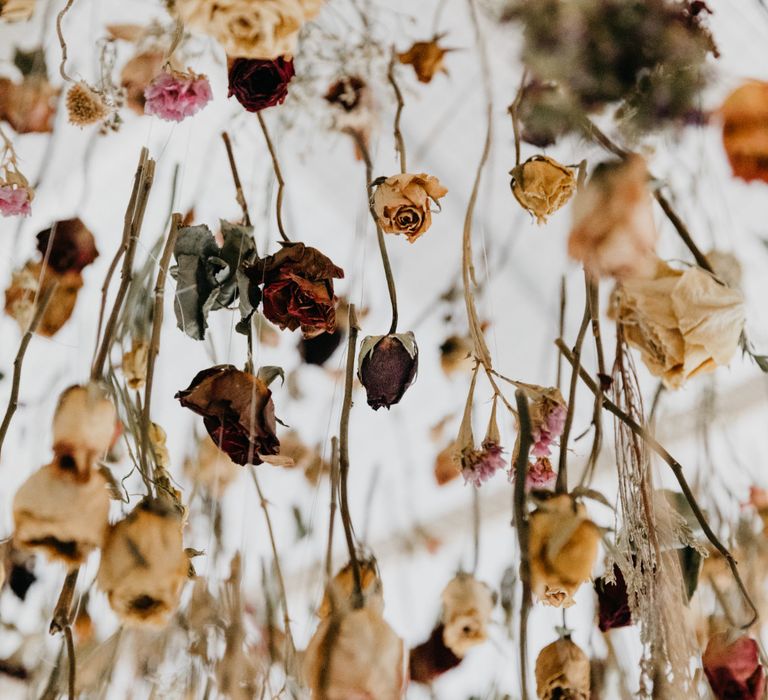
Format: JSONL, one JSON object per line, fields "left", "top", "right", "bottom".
{"left": 318, "top": 559, "right": 382, "bottom": 618}
{"left": 66, "top": 81, "right": 108, "bottom": 127}
{"left": 324, "top": 75, "right": 372, "bottom": 152}
{"left": 441, "top": 573, "right": 494, "bottom": 657}
{"left": 373, "top": 173, "right": 448, "bottom": 242}
{"left": 409, "top": 624, "right": 462, "bottom": 684}
{"left": 358, "top": 332, "right": 418, "bottom": 410}
{"left": 510, "top": 155, "right": 576, "bottom": 224}
{"left": 0, "top": 75, "right": 58, "bottom": 133}
{"left": 36, "top": 218, "right": 98, "bottom": 273}
{"left": 325, "top": 75, "right": 368, "bottom": 113}
{"left": 227, "top": 56, "right": 295, "bottom": 112}
{"left": 460, "top": 440, "right": 505, "bottom": 488}
{"left": 720, "top": 81, "right": 768, "bottom": 184}
{"left": 535, "top": 637, "right": 591, "bottom": 700}
{"left": 594, "top": 565, "right": 632, "bottom": 632}
{"left": 398, "top": 36, "right": 451, "bottom": 83}
{"left": 244, "top": 242, "right": 343, "bottom": 338}
{"left": 176, "top": 364, "right": 279, "bottom": 466}
{"left": 703, "top": 633, "right": 766, "bottom": 700}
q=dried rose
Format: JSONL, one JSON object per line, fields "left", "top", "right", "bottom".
{"left": 244, "top": 242, "right": 343, "bottom": 338}
{"left": 373, "top": 173, "right": 448, "bottom": 242}
{"left": 358, "top": 332, "right": 418, "bottom": 410}
{"left": 510, "top": 155, "right": 576, "bottom": 224}
{"left": 594, "top": 565, "right": 632, "bottom": 632}
{"left": 535, "top": 637, "right": 591, "bottom": 700}
{"left": 529, "top": 494, "right": 600, "bottom": 607}
{"left": 299, "top": 298, "right": 348, "bottom": 365}
{"left": 120, "top": 50, "right": 165, "bottom": 114}
{"left": 227, "top": 56, "right": 295, "bottom": 113}
{"left": 0, "top": 76, "right": 58, "bottom": 133}
{"left": 324, "top": 75, "right": 373, "bottom": 154}
{"left": 36, "top": 218, "right": 98, "bottom": 273}
{"left": 703, "top": 633, "right": 766, "bottom": 700}
{"left": 441, "top": 573, "right": 494, "bottom": 657}
{"left": 176, "top": 364, "right": 279, "bottom": 466}
{"left": 144, "top": 68, "right": 212, "bottom": 122}
{"left": 609, "top": 260, "right": 745, "bottom": 389}
{"left": 409, "top": 624, "right": 462, "bottom": 684}
{"left": 398, "top": 36, "right": 451, "bottom": 83}
{"left": 720, "top": 81, "right": 768, "bottom": 184}
{"left": 66, "top": 81, "right": 108, "bottom": 127}
{"left": 318, "top": 559, "right": 383, "bottom": 618}
{"left": 568, "top": 156, "right": 658, "bottom": 280}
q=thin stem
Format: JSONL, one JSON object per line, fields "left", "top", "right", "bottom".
{"left": 0, "top": 283, "right": 56, "bottom": 460}
{"left": 256, "top": 113, "right": 289, "bottom": 243}
{"left": 513, "top": 389, "right": 533, "bottom": 700}
{"left": 556, "top": 339, "right": 759, "bottom": 629}
{"left": 508, "top": 71, "right": 527, "bottom": 167}
{"left": 471, "top": 487, "right": 481, "bottom": 574}
{"left": 221, "top": 132, "right": 251, "bottom": 227}
{"left": 326, "top": 437, "right": 340, "bottom": 581}
{"left": 387, "top": 51, "right": 407, "bottom": 173}
{"left": 339, "top": 304, "right": 363, "bottom": 607}
{"left": 64, "top": 626, "right": 76, "bottom": 700}
{"left": 556, "top": 275, "right": 566, "bottom": 390}
{"left": 49, "top": 568, "right": 79, "bottom": 700}
{"left": 55, "top": 0, "right": 77, "bottom": 82}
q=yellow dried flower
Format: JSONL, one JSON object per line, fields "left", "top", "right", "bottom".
{"left": 535, "top": 637, "right": 591, "bottom": 700}
{"left": 66, "top": 81, "right": 108, "bottom": 127}
{"left": 398, "top": 37, "right": 450, "bottom": 83}
{"left": 510, "top": 155, "right": 576, "bottom": 224}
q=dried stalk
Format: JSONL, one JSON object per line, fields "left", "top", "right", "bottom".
{"left": 49, "top": 568, "right": 79, "bottom": 700}
{"left": 221, "top": 132, "right": 251, "bottom": 227}
{"left": 256, "top": 113, "right": 289, "bottom": 243}
{"left": 55, "top": 0, "right": 77, "bottom": 82}
{"left": 326, "top": 437, "right": 340, "bottom": 581}
{"left": 556, "top": 339, "right": 759, "bottom": 628}
{"left": 508, "top": 71, "right": 527, "bottom": 167}
{"left": 387, "top": 51, "right": 407, "bottom": 173}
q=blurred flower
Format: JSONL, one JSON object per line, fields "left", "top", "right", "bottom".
{"left": 409, "top": 624, "right": 462, "bottom": 684}
{"left": 526, "top": 385, "right": 566, "bottom": 458}
{"left": 0, "top": 183, "right": 31, "bottom": 216}
{"left": 122, "top": 338, "right": 148, "bottom": 390}
{"left": 594, "top": 565, "right": 632, "bottom": 631}
{"left": 0, "top": 75, "right": 58, "bottom": 133}
{"left": 510, "top": 155, "right": 576, "bottom": 224}
{"left": 358, "top": 332, "right": 418, "bottom": 410}
{"left": 184, "top": 435, "right": 240, "bottom": 494}
{"left": 228, "top": 56, "right": 295, "bottom": 112}
{"left": 720, "top": 81, "right": 768, "bottom": 184}
{"left": 441, "top": 573, "right": 494, "bottom": 657}
{"left": 439, "top": 334, "right": 474, "bottom": 376}
{"left": 0, "top": 0, "right": 35, "bottom": 21}
{"left": 120, "top": 50, "right": 165, "bottom": 114}
{"left": 66, "top": 81, "right": 108, "bottom": 127}
{"left": 524, "top": 456, "right": 556, "bottom": 490}
{"left": 703, "top": 633, "right": 766, "bottom": 700}
{"left": 318, "top": 559, "right": 383, "bottom": 618}
{"left": 434, "top": 442, "right": 461, "bottom": 486}
{"left": 398, "top": 36, "right": 451, "bottom": 83}
{"left": 373, "top": 173, "right": 448, "bottom": 242}
{"left": 535, "top": 637, "right": 591, "bottom": 700}
{"left": 36, "top": 218, "right": 98, "bottom": 273}
{"left": 144, "top": 68, "right": 212, "bottom": 122}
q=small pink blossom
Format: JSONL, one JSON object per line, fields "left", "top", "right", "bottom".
{"left": 461, "top": 441, "right": 505, "bottom": 488}
{"left": 144, "top": 70, "right": 212, "bottom": 122}
{"left": 531, "top": 402, "right": 566, "bottom": 457}
{"left": 0, "top": 185, "right": 32, "bottom": 217}
{"left": 526, "top": 457, "right": 556, "bottom": 490}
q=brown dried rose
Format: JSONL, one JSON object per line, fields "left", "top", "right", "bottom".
{"left": 529, "top": 494, "right": 600, "bottom": 607}
{"left": 703, "top": 632, "right": 766, "bottom": 700}
{"left": 120, "top": 50, "right": 165, "bottom": 114}
{"left": 568, "top": 155, "right": 658, "bottom": 279}
{"left": 441, "top": 573, "right": 494, "bottom": 657}
{"left": 318, "top": 559, "right": 383, "bottom": 618}
{"left": 535, "top": 637, "right": 591, "bottom": 700}
{"left": 36, "top": 218, "right": 98, "bottom": 273}
{"left": 510, "top": 155, "right": 576, "bottom": 224}
{"left": 610, "top": 260, "right": 745, "bottom": 388}
{"left": 720, "top": 81, "right": 768, "bottom": 184}
{"left": 0, "top": 76, "right": 58, "bottom": 133}
{"left": 176, "top": 364, "right": 279, "bottom": 466}
{"left": 398, "top": 36, "right": 451, "bottom": 83}
{"left": 358, "top": 332, "right": 418, "bottom": 410}
{"left": 372, "top": 173, "right": 448, "bottom": 242}
{"left": 244, "top": 242, "right": 344, "bottom": 338}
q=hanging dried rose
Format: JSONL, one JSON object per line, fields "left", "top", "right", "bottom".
{"left": 373, "top": 173, "right": 448, "bottom": 242}
{"left": 66, "top": 81, "right": 108, "bottom": 127}
{"left": 510, "top": 155, "right": 576, "bottom": 224}
{"left": 318, "top": 559, "right": 383, "bottom": 618}
{"left": 569, "top": 155, "right": 658, "bottom": 280}
{"left": 534, "top": 637, "right": 591, "bottom": 700}
{"left": 36, "top": 218, "right": 98, "bottom": 274}
{"left": 398, "top": 36, "right": 451, "bottom": 83}
{"left": 529, "top": 494, "right": 600, "bottom": 607}
{"left": 176, "top": 364, "right": 279, "bottom": 466}
{"left": 97, "top": 499, "right": 188, "bottom": 626}
{"left": 184, "top": 435, "right": 240, "bottom": 494}
{"left": 609, "top": 260, "right": 745, "bottom": 389}
{"left": 410, "top": 624, "right": 462, "bottom": 684}
{"left": 440, "top": 573, "right": 494, "bottom": 657}
{"left": 144, "top": 68, "right": 212, "bottom": 122}
{"left": 703, "top": 633, "right": 766, "bottom": 700}
{"left": 594, "top": 564, "right": 632, "bottom": 632}
{"left": 12, "top": 458, "right": 110, "bottom": 565}
{"left": 227, "top": 56, "right": 295, "bottom": 112}
{"left": 358, "top": 332, "right": 418, "bottom": 410}
{"left": 0, "top": 76, "right": 58, "bottom": 133}
{"left": 243, "top": 242, "right": 344, "bottom": 338}
{"left": 120, "top": 50, "right": 165, "bottom": 114}
{"left": 719, "top": 81, "right": 768, "bottom": 184}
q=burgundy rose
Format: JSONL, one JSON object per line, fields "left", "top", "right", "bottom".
{"left": 409, "top": 624, "right": 462, "bottom": 684}
{"left": 227, "top": 56, "right": 295, "bottom": 113}
{"left": 594, "top": 565, "right": 632, "bottom": 632}
{"left": 36, "top": 218, "right": 98, "bottom": 274}
{"left": 175, "top": 364, "right": 279, "bottom": 466}
{"left": 358, "top": 332, "right": 418, "bottom": 410}
{"left": 244, "top": 242, "right": 344, "bottom": 338}
{"left": 703, "top": 633, "right": 766, "bottom": 700}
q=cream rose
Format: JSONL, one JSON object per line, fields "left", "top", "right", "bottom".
{"left": 372, "top": 173, "right": 448, "bottom": 242}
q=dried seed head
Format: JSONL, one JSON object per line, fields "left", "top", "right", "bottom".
{"left": 66, "top": 81, "right": 108, "bottom": 127}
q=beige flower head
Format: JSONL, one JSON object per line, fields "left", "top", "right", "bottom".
{"left": 398, "top": 36, "right": 451, "bottom": 83}
{"left": 510, "top": 155, "right": 576, "bottom": 224}
{"left": 535, "top": 637, "right": 591, "bottom": 700}
{"left": 66, "top": 81, "right": 108, "bottom": 127}
{"left": 610, "top": 260, "right": 745, "bottom": 389}
{"left": 372, "top": 173, "right": 448, "bottom": 242}
{"left": 440, "top": 573, "right": 494, "bottom": 657}
{"left": 568, "top": 155, "right": 658, "bottom": 279}
{"left": 529, "top": 494, "right": 600, "bottom": 607}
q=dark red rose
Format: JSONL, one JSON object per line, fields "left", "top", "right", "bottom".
{"left": 409, "top": 624, "right": 462, "bottom": 684}
{"left": 703, "top": 633, "right": 766, "bottom": 700}
{"left": 244, "top": 242, "right": 344, "bottom": 338}
{"left": 358, "top": 332, "right": 418, "bottom": 410}
{"left": 175, "top": 364, "right": 279, "bottom": 466}
{"left": 594, "top": 565, "right": 632, "bottom": 632}
{"left": 36, "top": 218, "right": 98, "bottom": 274}
{"left": 227, "top": 56, "right": 295, "bottom": 112}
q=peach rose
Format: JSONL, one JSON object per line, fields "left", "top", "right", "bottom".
{"left": 372, "top": 173, "right": 448, "bottom": 242}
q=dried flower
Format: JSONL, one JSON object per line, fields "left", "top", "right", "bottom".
{"left": 529, "top": 494, "right": 600, "bottom": 607}
{"left": 66, "top": 81, "right": 108, "bottom": 127}
{"left": 36, "top": 218, "right": 98, "bottom": 273}
{"left": 398, "top": 36, "right": 451, "bottom": 83}
{"left": 525, "top": 456, "right": 557, "bottom": 491}
{"left": 372, "top": 173, "right": 448, "bottom": 242}
{"left": 568, "top": 156, "right": 658, "bottom": 280}
{"left": 97, "top": 499, "right": 188, "bottom": 626}
{"left": 325, "top": 75, "right": 373, "bottom": 152}
{"left": 720, "top": 80, "right": 768, "bottom": 184}
{"left": 318, "top": 559, "right": 383, "bottom": 617}
{"left": 184, "top": 435, "right": 240, "bottom": 493}
{"left": 440, "top": 573, "right": 494, "bottom": 657}
{"left": 0, "top": 76, "right": 58, "bottom": 133}
{"left": 460, "top": 440, "right": 505, "bottom": 488}
{"left": 144, "top": 69, "right": 212, "bottom": 122}
{"left": 0, "top": 0, "right": 35, "bottom": 21}
{"left": 510, "top": 155, "right": 576, "bottom": 224}
{"left": 594, "top": 565, "right": 632, "bottom": 631}
{"left": 610, "top": 260, "right": 745, "bottom": 388}
{"left": 439, "top": 334, "right": 474, "bottom": 376}
{"left": 526, "top": 385, "right": 567, "bottom": 458}
{"left": 13, "top": 458, "right": 110, "bottom": 565}
{"left": 120, "top": 50, "right": 165, "bottom": 114}
{"left": 244, "top": 242, "right": 343, "bottom": 338}
{"left": 122, "top": 338, "right": 148, "bottom": 390}
{"left": 534, "top": 637, "right": 591, "bottom": 700}
{"left": 176, "top": 364, "right": 279, "bottom": 466}
{"left": 0, "top": 183, "right": 31, "bottom": 216}
{"left": 434, "top": 442, "right": 460, "bottom": 486}
{"left": 227, "top": 56, "right": 295, "bottom": 112}
{"left": 409, "top": 624, "right": 462, "bottom": 684}
{"left": 514, "top": 80, "right": 573, "bottom": 148}
{"left": 703, "top": 633, "right": 766, "bottom": 700}
{"left": 358, "top": 332, "right": 418, "bottom": 410}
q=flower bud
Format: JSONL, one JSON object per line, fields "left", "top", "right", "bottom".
{"left": 510, "top": 155, "right": 576, "bottom": 224}
{"left": 358, "top": 332, "right": 418, "bottom": 410}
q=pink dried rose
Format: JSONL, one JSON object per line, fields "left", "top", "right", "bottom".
{"left": 0, "top": 184, "right": 31, "bottom": 217}
{"left": 703, "top": 633, "right": 766, "bottom": 700}
{"left": 460, "top": 440, "right": 505, "bottom": 488}
{"left": 144, "top": 69, "right": 212, "bottom": 122}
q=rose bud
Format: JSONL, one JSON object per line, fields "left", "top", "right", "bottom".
{"left": 535, "top": 637, "right": 591, "bottom": 700}
{"left": 358, "top": 332, "right": 418, "bottom": 410}
{"left": 36, "top": 218, "right": 98, "bottom": 274}
{"left": 409, "top": 624, "right": 462, "bottom": 684}
{"left": 398, "top": 36, "right": 452, "bottom": 83}
{"left": 440, "top": 573, "right": 494, "bottom": 657}
{"left": 720, "top": 81, "right": 768, "bottom": 184}
{"left": 703, "top": 633, "right": 766, "bottom": 700}
{"left": 372, "top": 173, "right": 448, "bottom": 242}
{"left": 510, "top": 155, "right": 576, "bottom": 224}
{"left": 594, "top": 564, "right": 632, "bottom": 632}
{"left": 120, "top": 50, "right": 165, "bottom": 114}
{"left": 176, "top": 364, "right": 279, "bottom": 466}
{"left": 244, "top": 242, "right": 343, "bottom": 338}
{"left": 227, "top": 56, "right": 295, "bottom": 113}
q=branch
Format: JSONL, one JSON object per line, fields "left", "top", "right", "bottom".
{"left": 256, "top": 113, "right": 289, "bottom": 243}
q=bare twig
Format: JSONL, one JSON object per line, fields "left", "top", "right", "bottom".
{"left": 326, "top": 437, "right": 340, "bottom": 581}
{"left": 55, "top": 0, "right": 77, "bottom": 82}
{"left": 221, "top": 132, "right": 251, "bottom": 227}
{"left": 49, "top": 568, "right": 79, "bottom": 700}
{"left": 508, "top": 71, "right": 528, "bottom": 167}
{"left": 387, "top": 51, "right": 407, "bottom": 173}
{"left": 256, "top": 113, "right": 289, "bottom": 243}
